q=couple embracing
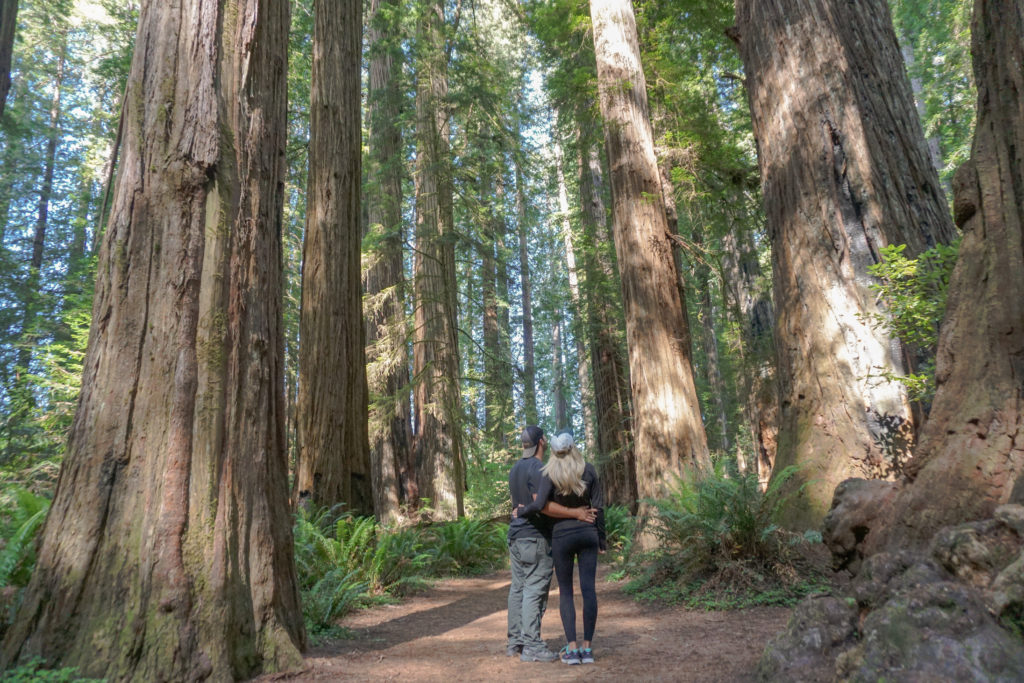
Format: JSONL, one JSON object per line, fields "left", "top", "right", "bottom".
{"left": 506, "top": 425, "right": 606, "bottom": 665}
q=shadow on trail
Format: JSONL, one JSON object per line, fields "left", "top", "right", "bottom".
{"left": 327, "top": 582, "right": 511, "bottom": 653}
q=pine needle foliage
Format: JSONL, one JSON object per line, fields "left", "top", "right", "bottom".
{"left": 625, "top": 462, "right": 829, "bottom": 609}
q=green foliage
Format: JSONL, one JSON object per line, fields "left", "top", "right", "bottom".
{"left": 293, "top": 507, "right": 508, "bottom": 634}
{"left": 0, "top": 486, "right": 50, "bottom": 588}
{"left": 625, "top": 463, "right": 829, "bottom": 609}
{"left": 601, "top": 504, "right": 635, "bottom": 563}
{"left": 0, "top": 658, "right": 103, "bottom": 683}
{"left": 864, "top": 240, "right": 960, "bottom": 402}
{"left": 425, "top": 517, "right": 508, "bottom": 575}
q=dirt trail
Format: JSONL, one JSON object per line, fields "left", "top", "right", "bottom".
{"left": 258, "top": 567, "right": 791, "bottom": 682}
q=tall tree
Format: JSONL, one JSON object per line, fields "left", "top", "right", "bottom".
{"left": 732, "top": 0, "right": 958, "bottom": 528}
{"left": 0, "top": 0, "right": 16, "bottom": 118}
{"left": 365, "top": 0, "right": 412, "bottom": 521}
{"left": 873, "top": 0, "right": 1024, "bottom": 549}
{"left": 515, "top": 148, "right": 538, "bottom": 424}
{"left": 589, "top": 0, "right": 710, "bottom": 527}
{"left": 296, "top": 0, "right": 372, "bottom": 514}
{"left": 412, "top": 0, "right": 464, "bottom": 518}
{"left": 577, "top": 133, "right": 636, "bottom": 510}
{"left": 0, "top": 0, "right": 305, "bottom": 677}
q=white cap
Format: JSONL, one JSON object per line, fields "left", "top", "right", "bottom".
{"left": 550, "top": 432, "right": 574, "bottom": 455}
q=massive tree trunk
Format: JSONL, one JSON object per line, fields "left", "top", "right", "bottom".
{"left": 481, "top": 173, "right": 512, "bottom": 443}
{"left": 0, "top": 0, "right": 16, "bottom": 119}
{"left": 589, "top": 0, "right": 710, "bottom": 524}
{"left": 578, "top": 135, "right": 636, "bottom": 511}
{"left": 0, "top": 0, "right": 305, "bottom": 678}
{"left": 296, "top": 0, "right": 372, "bottom": 515}
{"left": 365, "top": 0, "right": 412, "bottom": 521}
{"left": 556, "top": 143, "right": 597, "bottom": 453}
{"left": 732, "top": 0, "right": 958, "bottom": 528}
{"left": 872, "top": 0, "right": 1024, "bottom": 549}
{"left": 412, "top": 0, "right": 463, "bottom": 518}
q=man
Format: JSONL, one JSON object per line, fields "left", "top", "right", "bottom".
{"left": 507, "top": 425, "right": 594, "bottom": 662}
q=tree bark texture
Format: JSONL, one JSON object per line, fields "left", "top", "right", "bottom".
{"left": 296, "top": 0, "right": 372, "bottom": 515}
{"left": 412, "top": 0, "right": 464, "bottom": 518}
{"left": 873, "top": 0, "right": 1024, "bottom": 550}
{"left": 481, "top": 174, "right": 512, "bottom": 442}
{"left": 1, "top": 0, "right": 304, "bottom": 678}
{"left": 365, "top": 0, "right": 412, "bottom": 521}
{"left": 589, "top": 0, "right": 710, "bottom": 518}
{"left": 0, "top": 0, "right": 16, "bottom": 119}
{"left": 578, "top": 136, "right": 637, "bottom": 510}
{"left": 732, "top": 0, "right": 958, "bottom": 528}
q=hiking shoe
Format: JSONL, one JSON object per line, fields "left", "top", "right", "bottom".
{"left": 520, "top": 645, "right": 559, "bottom": 662}
{"left": 559, "top": 645, "right": 582, "bottom": 665}
{"left": 580, "top": 647, "right": 594, "bottom": 664}
{"left": 506, "top": 643, "right": 523, "bottom": 657}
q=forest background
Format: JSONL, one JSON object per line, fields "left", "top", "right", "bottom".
{"left": 0, "top": 0, "right": 996, "bottom": 679}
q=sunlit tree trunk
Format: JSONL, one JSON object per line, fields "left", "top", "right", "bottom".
{"left": 732, "top": 0, "right": 958, "bottom": 528}
{"left": 552, "top": 318, "right": 570, "bottom": 430}
{"left": 578, "top": 136, "right": 637, "bottom": 510}
{"left": 0, "top": 0, "right": 16, "bottom": 118}
{"left": 872, "top": 0, "right": 1024, "bottom": 550}
{"left": 0, "top": 0, "right": 304, "bottom": 677}
{"left": 15, "top": 33, "right": 64, "bottom": 376}
{"left": 296, "top": 0, "right": 372, "bottom": 514}
{"left": 412, "top": 0, "right": 463, "bottom": 518}
{"left": 556, "top": 143, "right": 597, "bottom": 454}
{"left": 590, "top": 0, "right": 710, "bottom": 533}
{"left": 365, "top": 0, "right": 410, "bottom": 521}
{"left": 515, "top": 153, "right": 538, "bottom": 424}
{"left": 721, "top": 226, "right": 777, "bottom": 488}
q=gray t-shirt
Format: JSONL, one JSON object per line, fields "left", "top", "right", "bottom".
{"left": 507, "top": 456, "right": 551, "bottom": 541}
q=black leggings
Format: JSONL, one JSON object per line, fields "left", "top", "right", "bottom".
{"left": 552, "top": 526, "right": 599, "bottom": 644}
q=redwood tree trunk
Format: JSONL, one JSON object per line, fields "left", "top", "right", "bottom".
{"left": 874, "top": 0, "right": 1024, "bottom": 549}
{"left": 365, "top": 0, "right": 412, "bottom": 520}
{"left": 732, "top": 0, "right": 957, "bottom": 528}
{"left": 296, "top": 0, "right": 372, "bottom": 514}
{"left": 515, "top": 154, "right": 538, "bottom": 425}
{"left": 578, "top": 135, "right": 637, "bottom": 510}
{"left": 0, "top": 0, "right": 304, "bottom": 678}
{"left": 412, "top": 0, "right": 464, "bottom": 518}
{"left": 0, "top": 0, "right": 16, "bottom": 119}
{"left": 589, "top": 0, "right": 710, "bottom": 524}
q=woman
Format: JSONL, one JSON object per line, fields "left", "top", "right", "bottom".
{"left": 517, "top": 431, "right": 606, "bottom": 665}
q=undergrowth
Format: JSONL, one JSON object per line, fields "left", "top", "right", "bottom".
{"left": 294, "top": 507, "right": 509, "bottom": 636}
{"left": 623, "top": 462, "right": 830, "bottom": 609}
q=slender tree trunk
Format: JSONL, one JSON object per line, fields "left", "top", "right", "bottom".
{"left": 412, "top": 0, "right": 463, "bottom": 518}
{"left": 556, "top": 143, "right": 597, "bottom": 454}
{"left": 721, "top": 226, "right": 778, "bottom": 488}
{"left": 16, "top": 35, "right": 65, "bottom": 376}
{"left": 697, "top": 261, "right": 730, "bottom": 454}
{"left": 0, "top": 0, "right": 304, "bottom": 677}
{"left": 515, "top": 156, "right": 538, "bottom": 425}
{"left": 590, "top": 0, "right": 710, "bottom": 535}
{"left": 900, "top": 41, "right": 946, "bottom": 186}
{"left": 0, "top": 0, "right": 17, "bottom": 119}
{"left": 732, "top": 0, "right": 958, "bottom": 528}
{"left": 578, "top": 136, "right": 636, "bottom": 511}
{"left": 552, "top": 318, "right": 570, "bottom": 430}
{"left": 872, "top": 0, "right": 1024, "bottom": 550}
{"left": 366, "top": 0, "right": 411, "bottom": 519}
{"left": 481, "top": 176, "right": 503, "bottom": 440}
{"left": 296, "top": 0, "right": 372, "bottom": 515}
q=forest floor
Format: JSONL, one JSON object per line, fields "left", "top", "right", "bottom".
{"left": 255, "top": 565, "right": 793, "bottom": 682}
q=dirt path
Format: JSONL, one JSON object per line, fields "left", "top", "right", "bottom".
{"left": 259, "top": 567, "right": 791, "bottom": 682}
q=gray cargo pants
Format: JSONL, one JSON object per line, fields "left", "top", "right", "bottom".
{"left": 507, "top": 535, "right": 553, "bottom": 650}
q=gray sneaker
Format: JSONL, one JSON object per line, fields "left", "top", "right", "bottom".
{"left": 506, "top": 643, "right": 523, "bottom": 657}
{"left": 520, "top": 645, "right": 559, "bottom": 662}
{"left": 580, "top": 647, "right": 594, "bottom": 664}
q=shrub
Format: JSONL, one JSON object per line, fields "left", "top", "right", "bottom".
{"left": 424, "top": 517, "right": 507, "bottom": 575}
{"left": 625, "top": 462, "right": 829, "bottom": 608}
